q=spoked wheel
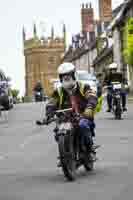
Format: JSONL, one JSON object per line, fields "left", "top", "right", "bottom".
{"left": 84, "top": 159, "right": 94, "bottom": 171}
{"left": 115, "top": 112, "right": 121, "bottom": 120}
{"left": 58, "top": 135, "right": 76, "bottom": 181}
{"left": 83, "top": 148, "right": 96, "bottom": 171}
{"left": 115, "top": 101, "right": 122, "bottom": 120}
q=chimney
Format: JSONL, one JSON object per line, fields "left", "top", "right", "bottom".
{"left": 99, "top": 0, "right": 112, "bottom": 25}
{"left": 51, "top": 25, "right": 54, "bottom": 39}
{"left": 81, "top": 2, "right": 95, "bottom": 41}
{"left": 22, "top": 26, "right": 26, "bottom": 42}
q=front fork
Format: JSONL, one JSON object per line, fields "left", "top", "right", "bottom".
{"left": 113, "top": 96, "right": 122, "bottom": 113}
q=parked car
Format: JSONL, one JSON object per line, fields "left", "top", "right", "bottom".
{"left": 0, "top": 69, "right": 13, "bottom": 110}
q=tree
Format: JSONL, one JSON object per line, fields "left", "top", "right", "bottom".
{"left": 123, "top": 18, "right": 133, "bottom": 93}
{"left": 123, "top": 18, "right": 133, "bottom": 66}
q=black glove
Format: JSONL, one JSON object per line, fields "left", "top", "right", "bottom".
{"left": 36, "top": 117, "right": 49, "bottom": 126}
{"left": 46, "top": 104, "right": 56, "bottom": 117}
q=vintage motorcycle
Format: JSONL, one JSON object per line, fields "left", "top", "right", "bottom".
{"left": 112, "top": 82, "right": 123, "bottom": 120}
{"left": 37, "top": 108, "right": 98, "bottom": 181}
{"left": 34, "top": 91, "right": 44, "bottom": 102}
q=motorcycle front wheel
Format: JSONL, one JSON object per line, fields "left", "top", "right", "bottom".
{"left": 83, "top": 151, "right": 94, "bottom": 171}
{"left": 114, "top": 99, "right": 122, "bottom": 120}
{"left": 84, "top": 159, "right": 94, "bottom": 171}
{"left": 58, "top": 134, "right": 76, "bottom": 181}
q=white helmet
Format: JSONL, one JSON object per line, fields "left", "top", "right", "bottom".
{"left": 108, "top": 62, "right": 118, "bottom": 70}
{"left": 58, "top": 62, "right": 76, "bottom": 75}
{"left": 57, "top": 62, "right": 76, "bottom": 89}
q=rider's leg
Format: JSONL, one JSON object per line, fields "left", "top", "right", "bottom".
{"left": 121, "top": 91, "right": 127, "bottom": 111}
{"left": 107, "top": 92, "right": 112, "bottom": 112}
{"left": 79, "top": 118, "right": 94, "bottom": 152}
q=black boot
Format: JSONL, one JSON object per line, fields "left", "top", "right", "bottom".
{"left": 36, "top": 118, "right": 47, "bottom": 125}
{"left": 123, "top": 107, "right": 127, "bottom": 112}
{"left": 106, "top": 108, "right": 111, "bottom": 112}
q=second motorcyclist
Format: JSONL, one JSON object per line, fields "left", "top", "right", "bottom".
{"left": 103, "top": 62, "right": 128, "bottom": 112}
{"left": 33, "top": 80, "right": 44, "bottom": 102}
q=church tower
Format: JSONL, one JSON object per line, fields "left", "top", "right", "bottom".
{"left": 23, "top": 24, "right": 66, "bottom": 97}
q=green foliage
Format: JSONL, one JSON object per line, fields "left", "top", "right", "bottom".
{"left": 123, "top": 18, "right": 133, "bottom": 66}
{"left": 11, "top": 89, "right": 19, "bottom": 98}
{"left": 96, "top": 37, "right": 108, "bottom": 54}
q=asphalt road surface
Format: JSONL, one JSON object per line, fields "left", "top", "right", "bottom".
{"left": 0, "top": 101, "right": 132, "bottom": 200}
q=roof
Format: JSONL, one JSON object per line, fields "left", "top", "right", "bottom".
{"left": 93, "top": 46, "right": 113, "bottom": 66}
{"left": 107, "top": 0, "right": 132, "bottom": 31}
{"left": 112, "top": 3, "right": 124, "bottom": 18}
{"left": 63, "top": 40, "right": 96, "bottom": 62}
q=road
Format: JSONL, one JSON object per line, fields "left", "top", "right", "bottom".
{"left": 0, "top": 101, "right": 132, "bottom": 200}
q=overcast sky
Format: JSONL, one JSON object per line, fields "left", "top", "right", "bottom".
{"left": 0, "top": 0, "right": 124, "bottom": 96}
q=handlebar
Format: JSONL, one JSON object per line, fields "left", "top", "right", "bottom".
{"left": 36, "top": 108, "right": 81, "bottom": 126}
{"left": 55, "top": 108, "right": 73, "bottom": 114}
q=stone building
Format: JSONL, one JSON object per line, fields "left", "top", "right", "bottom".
{"left": 63, "top": 3, "right": 98, "bottom": 71}
{"left": 92, "top": 0, "right": 133, "bottom": 86}
{"left": 63, "top": 0, "right": 133, "bottom": 86}
{"left": 99, "top": 0, "right": 112, "bottom": 29}
{"left": 23, "top": 24, "right": 66, "bottom": 97}
{"left": 63, "top": 1, "right": 112, "bottom": 71}
{"left": 109, "top": 0, "right": 133, "bottom": 90}
{"left": 63, "top": 40, "right": 97, "bottom": 72}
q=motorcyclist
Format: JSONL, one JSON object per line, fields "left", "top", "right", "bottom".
{"left": 33, "top": 80, "right": 44, "bottom": 101}
{"left": 36, "top": 63, "right": 101, "bottom": 154}
{"left": 33, "top": 80, "right": 43, "bottom": 92}
{"left": 103, "top": 62, "right": 128, "bottom": 112}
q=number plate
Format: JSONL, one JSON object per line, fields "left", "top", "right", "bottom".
{"left": 113, "top": 84, "right": 121, "bottom": 90}
{"left": 58, "top": 122, "right": 72, "bottom": 131}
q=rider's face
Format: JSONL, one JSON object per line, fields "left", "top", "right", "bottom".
{"left": 62, "top": 73, "right": 75, "bottom": 90}
{"left": 110, "top": 69, "right": 117, "bottom": 74}
{"left": 62, "top": 74, "right": 72, "bottom": 82}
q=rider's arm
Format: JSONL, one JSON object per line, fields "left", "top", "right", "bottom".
{"left": 82, "top": 85, "right": 97, "bottom": 118}
{"left": 45, "top": 90, "right": 60, "bottom": 116}
{"left": 84, "top": 85, "right": 97, "bottom": 108}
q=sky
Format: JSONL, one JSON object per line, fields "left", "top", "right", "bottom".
{"left": 0, "top": 0, "right": 124, "bottom": 96}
